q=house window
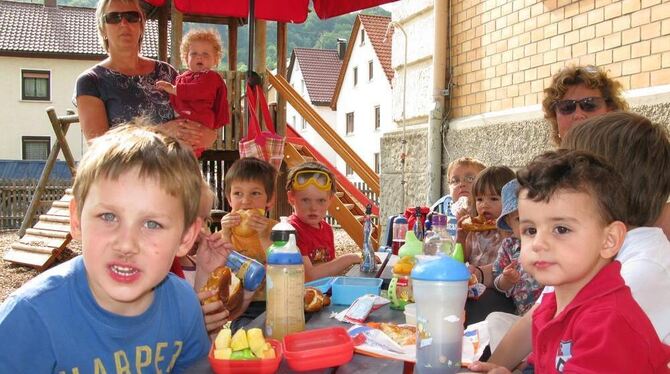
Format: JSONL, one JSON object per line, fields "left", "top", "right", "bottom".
{"left": 21, "top": 70, "right": 50, "bottom": 101}
{"left": 22, "top": 136, "right": 50, "bottom": 160}
{"left": 301, "top": 117, "right": 307, "bottom": 130}
{"left": 346, "top": 165, "right": 353, "bottom": 176}
{"left": 346, "top": 112, "right": 354, "bottom": 134}
{"left": 300, "top": 79, "right": 305, "bottom": 96}
{"left": 292, "top": 115, "right": 297, "bottom": 127}
{"left": 374, "top": 106, "right": 380, "bottom": 129}
{"left": 353, "top": 67, "right": 358, "bottom": 86}
{"left": 374, "top": 153, "right": 380, "bottom": 174}
{"left": 360, "top": 30, "right": 366, "bottom": 45}
{"left": 369, "top": 61, "right": 374, "bottom": 81}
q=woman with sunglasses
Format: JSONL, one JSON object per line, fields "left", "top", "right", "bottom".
{"left": 542, "top": 65, "right": 629, "bottom": 145}
{"left": 74, "top": 0, "right": 217, "bottom": 151}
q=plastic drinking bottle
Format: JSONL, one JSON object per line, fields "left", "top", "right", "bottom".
{"left": 360, "top": 204, "right": 377, "bottom": 273}
{"left": 411, "top": 256, "right": 470, "bottom": 374}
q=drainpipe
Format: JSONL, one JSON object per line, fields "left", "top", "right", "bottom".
{"left": 427, "top": 0, "right": 449, "bottom": 204}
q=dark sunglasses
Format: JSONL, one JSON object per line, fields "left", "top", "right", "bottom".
{"left": 104, "top": 11, "right": 141, "bottom": 24}
{"left": 552, "top": 97, "right": 607, "bottom": 115}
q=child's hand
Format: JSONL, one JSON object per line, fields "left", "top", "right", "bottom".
{"left": 221, "top": 212, "right": 241, "bottom": 230}
{"left": 155, "top": 80, "right": 176, "bottom": 95}
{"left": 455, "top": 214, "right": 470, "bottom": 244}
{"left": 498, "top": 261, "right": 520, "bottom": 291}
{"left": 245, "top": 213, "right": 271, "bottom": 235}
{"left": 198, "top": 231, "right": 233, "bottom": 269}
{"left": 468, "top": 361, "right": 511, "bottom": 373}
{"left": 198, "top": 290, "right": 230, "bottom": 334}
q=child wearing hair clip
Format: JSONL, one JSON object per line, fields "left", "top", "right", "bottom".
{"left": 286, "top": 162, "right": 363, "bottom": 282}
{"left": 491, "top": 179, "right": 542, "bottom": 315}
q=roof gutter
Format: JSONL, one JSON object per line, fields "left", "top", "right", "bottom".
{"left": 427, "top": 0, "right": 448, "bottom": 204}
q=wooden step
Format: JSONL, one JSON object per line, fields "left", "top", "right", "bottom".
{"left": 11, "top": 242, "right": 56, "bottom": 255}
{"left": 65, "top": 188, "right": 73, "bottom": 194}
{"left": 335, "top": 192, "right": 344, "bottom": 198}
{"left": 33, "top": 220, "right": 71, "bottom": 233}
{"left": 38, "top": 214, "right": 70, "bottom": 224}
{"left": 20, "top": 233, "right": 71, "bottom": 249}
{"left": 52, "top": 200, "right": 70, "bottom": 209}
{"left": 343, "top": 203, "right": 355, "bottom": 211}
{"left": 26, "top": 228, "right": 70, "bottom": 239}
{"left": 293, "top": 144, "right": 304, "bottom": 152}
{"left": 301, "top": 156, "right": 315, "bottom": 162}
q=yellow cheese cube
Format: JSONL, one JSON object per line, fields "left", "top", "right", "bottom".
{"left": 214, "top": 328, "right": 232, "bottom": 350}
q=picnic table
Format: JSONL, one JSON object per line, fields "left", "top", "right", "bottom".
{"left": 184, "top": 252, "right": 487, "bottom": 373}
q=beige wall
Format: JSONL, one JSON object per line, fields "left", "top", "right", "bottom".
{"left": 0, "top": 56, "right": 99, "bottom": 161}
{"left": 450, "top": 0, "right": 670, "bottom": 118}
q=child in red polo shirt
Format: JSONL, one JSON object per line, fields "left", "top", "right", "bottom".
{"left": 512, "top": 150, "right": 670, "bottom": 373}
{"left": 286, "top": 162, "right": 362, "bottom": 282}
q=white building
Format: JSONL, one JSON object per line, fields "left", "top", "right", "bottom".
{"left": 285, "top": 47, "right": 342, "bottom": 165}
{"left": 331, "top": 14, "right": 394, "bottom": 182}
{"left": 0, "top": 0, "right": 165, "bottom": 162}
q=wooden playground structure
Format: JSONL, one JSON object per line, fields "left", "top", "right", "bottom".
{"left": 5, "top": 1, "right": 383, "bottom": 271}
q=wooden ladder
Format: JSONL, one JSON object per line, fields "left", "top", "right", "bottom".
{"left": 5, "top": 108, "right": 77, "bottom": 271}
{"left": 267, "top": 70, "right": 381, "bottom": 249}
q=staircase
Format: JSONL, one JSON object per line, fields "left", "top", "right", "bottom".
{"left": 267, "top": 71, "right": 381, "bottom": 249}
{"left": 4, "top": 189, "right": 73, "bottom": 270}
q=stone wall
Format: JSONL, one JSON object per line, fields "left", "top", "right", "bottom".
{"left": 380, "top": 100, "right": 670, "bottom": 234}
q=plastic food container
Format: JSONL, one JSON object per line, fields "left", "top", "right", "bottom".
{"left": 283, "top": 326, "right": 354, "bottom": 371}
{"left": 404, "top": 303, "right": 416, "bottom": 325}
{"left": 208, "top": 339, "right": 283, "bottom": 374}
{"left": 331, "top": 277, "right": 383, "bottom": 305}
{"left": 305, "top": 276, "right": 336, "bottom": 293}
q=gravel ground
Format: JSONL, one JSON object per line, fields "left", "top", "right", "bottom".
{"left": 0, "top": 229, "right": 360, "bottom": 303}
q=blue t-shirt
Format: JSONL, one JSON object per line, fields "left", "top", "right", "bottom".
{"left": 74, "top": 60, "right": 178, "bottom": 127}
{"left": 0, "top": 256, "right": 209, "bottom": 373}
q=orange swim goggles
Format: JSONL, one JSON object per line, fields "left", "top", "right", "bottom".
{"left": 292, "top": 170, "right": 332, "bottom": 191}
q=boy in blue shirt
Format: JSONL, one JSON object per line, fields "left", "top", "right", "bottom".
{"left": 0, "top": 124, "right": 210, "bottom": 372}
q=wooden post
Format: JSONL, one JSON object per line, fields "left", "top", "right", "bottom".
{"left": 253, "top": 19, "right": 267, "bottom": 74}
{"left": 19, "top": 108, "right": 76, "bottom": 237}
{"left": 157, "top": 2, "right": 168, "bottom": 62}
{"left": 276, "top": 22, "right": 287, "bottom": 136}
{"left": 170, "top": 1, "right": 183, "bottom": 68}
{"left": 228, "top": 23, "right": 237, "bottom": 71}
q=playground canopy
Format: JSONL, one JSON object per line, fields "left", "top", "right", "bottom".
{"left": 144, "top": 0, "right": 397, "bottom": 23}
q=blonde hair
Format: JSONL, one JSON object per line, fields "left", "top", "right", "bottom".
{"left": 543, "top": 65, "right": 628, "bottom": 145}
{"left": 446, "top": 157, "right": 486, "bottom": 180}
{"left": 73, "top": 120, "right": 203, "bottom": 229}
{"left": 95, "top": 0, "right": 145, "bottom": 52}
{"left": 180, "top": 28, "right": 223, "bottom": 67}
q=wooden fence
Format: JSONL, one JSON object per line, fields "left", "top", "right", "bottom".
{"left": 0, "top": 179, "right": 71, "bottom": 230}
{"left": 325, "top": 181, "right": 379, "bottom": 227}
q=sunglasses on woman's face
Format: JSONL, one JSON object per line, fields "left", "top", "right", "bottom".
{"left": 553, "top": 97, "right": 607, "bottom": 115}
{"left": 104, "top": 11, "right": 141, "bottom": 24}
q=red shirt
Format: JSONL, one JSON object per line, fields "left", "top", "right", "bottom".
{"left": 171, "top": 70, "right": 229, "bottom": 156}
{"left": 288, "top": 213, "right": 335, "bottom": 264}
{"left": 529, "top": 261, "right": 670, "bottom": 373}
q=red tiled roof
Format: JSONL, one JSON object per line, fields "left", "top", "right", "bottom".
{"left": 330, "top": 14, "right": 393, "bottom": 110}
{"left": 291, "top": 48, "right": 342, "bottom": 106}
{"left": 359, "top": 14, "right": 393, "bottom": 84}
{"left": 0, "top": 0, "right": 164, "bottom": 58}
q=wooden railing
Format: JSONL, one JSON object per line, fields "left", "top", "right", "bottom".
{"left": 266, "top": 70, "right": 380, "bottom": 196}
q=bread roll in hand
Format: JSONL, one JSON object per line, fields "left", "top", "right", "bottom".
{"left": 231, "top": 208, "right": 265, "bottom": 237}
{"left": 200, "top": 266, "right": 243, "bottom": 314}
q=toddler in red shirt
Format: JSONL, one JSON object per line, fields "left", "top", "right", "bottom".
{"left": 156, "top": 28, "right": 229, "bottom": 157}
{"left": 286, "top": 162, "right": 362, "bottom": 282}
{"left": 513, "top": 150, "right": 670, "bottom": 373}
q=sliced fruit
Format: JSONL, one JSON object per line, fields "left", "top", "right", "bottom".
{"left": 261, "top": 343, "right": 276, "bottom": 359}
{"left": 230, "top": 328, "right": 249, "bottom": 351}
{"left": 214, "top": 328, "right": 232, "bottom": 350}
{"left": 230, "top": 348, "right": 256, "bottom": 360}
{"left": 213, "top": 347, "right": 232, "bottom": 360}
{"left": 247, "top": 328, "right": 266, "bottom": 356}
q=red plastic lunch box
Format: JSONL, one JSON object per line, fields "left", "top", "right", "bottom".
{"left": 282, "top": 326, "right": 354, "bottom": 371}
{"left": 208, "top": 338, "right": 283, "bottom": 374}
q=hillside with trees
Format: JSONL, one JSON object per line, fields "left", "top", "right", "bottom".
{"left": 20, "top": 0, "right": 389, "bottom": 70}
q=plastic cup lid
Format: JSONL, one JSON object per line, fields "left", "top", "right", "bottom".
{"left": 411, "top": 255, "right": 470, "bottom": 281}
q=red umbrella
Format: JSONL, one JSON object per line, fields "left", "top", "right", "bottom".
{"left": 144, "top": 0, "right": 396, "bottom": 22}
